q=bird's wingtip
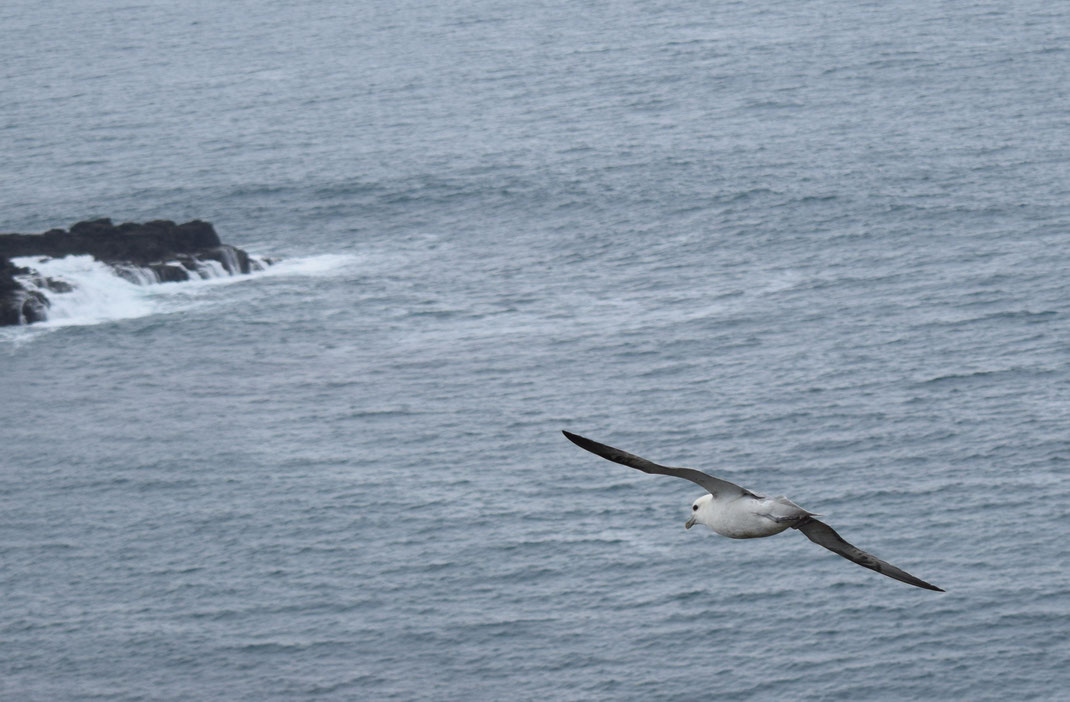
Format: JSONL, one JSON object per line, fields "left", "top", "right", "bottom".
{"left": 562, "top": 431, "right": 599, "bottom": 452}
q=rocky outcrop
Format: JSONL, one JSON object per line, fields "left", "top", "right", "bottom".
{"left": 0, "top": 219, "right": 270, "bottom": 326}
{"left": 0, "top": 256, "right": 50, "bottom": 326}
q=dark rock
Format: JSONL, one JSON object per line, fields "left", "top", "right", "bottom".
{"left": 0, "top": 303, "right": 17, "bottom": 327}
{"left": 0, "top": 219, "right": 268, "bottom": 326}
{"left": 111, "top": 264, "right": 155, "bottom": 285}
{"left": 0, "top": 256, "right": 24, "bottom": 325}
{"left": 0, "top": 218, "right": 223, "bottom": 265}
{"left": 69, "top": 218, "right": 115, "bottom": 237}
{"left": 150, "top": 262, "right": 190, "bottom": 283}
{"left": 31, "top": 276, "right": 74, "bottom": 293}
{"left": 45, "top": 277, "right": 74, "bottom": 293}
{"left": 1, "top": 257, "right": 51, "bottom": 325}
{"left": 21, "top": 290, "right": 50, "bottom": 323}
{"left": 176, "top": 256, "right": 199, "bottom": 271}
{"left": 0, "top": 256, "right": 22, "bottom": 293}
{"left": 197, "top": 245, "right": 250, "bottom": 274}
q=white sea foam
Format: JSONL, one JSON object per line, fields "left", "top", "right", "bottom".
{"left": 194, "top": 259, "right": 229, "bottom": 280}
{"left": 256, "top": 253, "right": 357, "bottom": 278}
{"left": 4, "top": 252, "right": 357, "bottom": 334}
{"left": 12, "top": 255, "right": 157, "bottom": 327}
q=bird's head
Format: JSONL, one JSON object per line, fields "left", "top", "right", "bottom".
{"left": 684, "top": 493, "right": 714, "bottom": 529}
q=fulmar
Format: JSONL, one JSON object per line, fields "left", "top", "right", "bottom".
{"left": 563, "top": 431, "right": 943, "bottom": 592}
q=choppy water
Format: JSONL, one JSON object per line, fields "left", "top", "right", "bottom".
{"left": 3, "top": 1, "right": 1070, "bottom": 700}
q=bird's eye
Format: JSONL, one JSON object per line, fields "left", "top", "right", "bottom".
{"left": 692, "top": 505, "right": 699, "bottom": 511}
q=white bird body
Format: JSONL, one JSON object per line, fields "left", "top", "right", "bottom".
{"left": 690, "top": 493, "right": 815, "bottom": 539}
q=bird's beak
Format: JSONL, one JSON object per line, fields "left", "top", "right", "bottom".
{"left": 685, "top": 516, "right": 696, "bottom": 530}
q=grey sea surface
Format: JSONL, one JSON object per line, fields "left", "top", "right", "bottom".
{"left": 3, "top": 0, "right": 1070, "bottom": 699}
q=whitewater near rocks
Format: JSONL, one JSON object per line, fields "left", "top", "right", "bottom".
{"left": 0, "top": 219, "right": 271, "bottom": 326}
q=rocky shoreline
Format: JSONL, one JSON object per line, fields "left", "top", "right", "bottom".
{"left": 0, "top": 219, "right": 270, "bottom": 326}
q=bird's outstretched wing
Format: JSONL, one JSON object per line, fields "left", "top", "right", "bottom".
{"left": 562, "top": 431, "right": 756, "bottom": 499}
{"left": 794, "top": 518, "right": 944, "bottom": 592}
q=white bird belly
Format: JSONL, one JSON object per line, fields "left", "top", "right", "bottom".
{"left": 705, "top": 498, "right": 797, "bottom": 539}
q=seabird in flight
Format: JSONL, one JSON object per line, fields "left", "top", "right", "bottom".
{"left": 562, "top": 431, "right": 944, "bottom": 592}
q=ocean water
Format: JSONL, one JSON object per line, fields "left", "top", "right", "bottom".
{"left": 3, "top": 0, "right": 1070, "bottom": 699}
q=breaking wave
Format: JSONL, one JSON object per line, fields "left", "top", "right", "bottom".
{"left": 2, "top": 253, "right": 355, "bottom": 338}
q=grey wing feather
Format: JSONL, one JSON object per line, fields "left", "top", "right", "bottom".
{"left": 795, "top": 518, "right": 944, "bottom": 592}
{"left": 562, "top": 431, "right": 755, "bottom": 499}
